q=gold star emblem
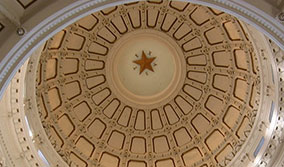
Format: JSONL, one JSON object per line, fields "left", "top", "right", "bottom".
{"left": 133, "top": 51, "right": 156, "bottom": 74}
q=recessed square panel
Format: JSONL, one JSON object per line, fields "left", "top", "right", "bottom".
{"left": 128, "top": 161, "right": 147, "bottom": 167}
{"left": 88, "top": 118, "right": 106, "bottom": 139}
{"left": 153, "top": 136, "right": 170, "bottom": 153}
{"left": 73, "top": 101, "right": 91, "bottom": 122}
{"left": 75, "top": 136, "right": 95, "bottom": 157}
{"left": 205, "top": 130, "right": 225, "bottom": 151}
{"left": 100, "top": 152, "right": 120, "bottom": 167}
{"left": 70, "top": 152, "right": 87, "bottom": 167}
{"left": 130, "top": 137, "right": 146, "bottom": 154}
{"left": 108, "top": 130, "right": 125, "bottom": 150}
{"left": 173, "top": 127, "right": 192, "bottom": 147}
{"left": 182, "top": 147, "right": 203, "bottom": 166}
{"left": 156, "top": 159, "right": 175, "bottom": 167}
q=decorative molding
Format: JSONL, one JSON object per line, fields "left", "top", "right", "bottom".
{"left": 224, "top": 22, "right": 278, "bottom": 167}
{"left": 258, "top": 39, "right": 284, "bottom": 167}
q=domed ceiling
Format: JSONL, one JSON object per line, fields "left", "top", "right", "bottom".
{"left": 35, "top": 1, "right": 261, "bottom": 167}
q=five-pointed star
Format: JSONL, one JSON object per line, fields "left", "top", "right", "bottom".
{"left": 133, "top": 51, "right": 156, "bottom": 74}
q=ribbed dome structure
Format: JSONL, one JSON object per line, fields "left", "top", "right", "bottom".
{"left": 34, "top": 1, "right": 261, "bottom": 166}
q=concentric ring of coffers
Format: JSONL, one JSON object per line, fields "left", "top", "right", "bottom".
{"left": 35, "top": 1, "right": 261, "bottom": 167}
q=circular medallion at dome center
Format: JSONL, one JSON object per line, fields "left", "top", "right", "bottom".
{"left": 106, "top": 30, "right": 186, "bottom": 108}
